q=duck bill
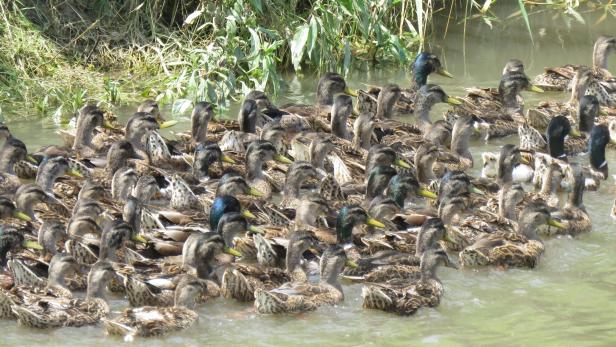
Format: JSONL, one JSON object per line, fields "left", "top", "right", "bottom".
{"left": 241, "top": 209, "right": 257, "bottom": 219}
{"left": 529, "top": 85, "right": 544, "bottom": 93}
{"left": 103, "top": 120, "right": 116, "bottom": 130}
{"left": 245, "top": 186, "right": 264, "bottom": 197}
{"left": 569, "top": 128, "right": 582, "bottom": 137}
{"left": 417, "top": 188, "right": 438, "bottom": 199}
{"left": 446, "top": 96, "right": 462, "bottom": 105}
{"left": 443, "top": 231, "right": 457, "bottom": 244}
{"left": 22, "top": 240, "right": 43, "bottom": 250}
{"left": 67, "top": 169, "right": 84, "bottom": 178}
{"left": 26, "top": 155, "right": 38, "bottom": 164}
{"left": 344, "top": 87, "right": 358, "bottom": 97}
{"left": 469, "top": 185, "right": 485, "bottom": 196}
{"left": 13, "top": 211, "right": 32, "bottom": 222}
{"left": 131, "top": 234, "right": 148, "bottom": 244}
{"left": 274, "top": 153, "right": 294, "bottom": 164}
{"left": 248, "top": 225, "right": 265, "bottom": 234}
{"left": 345, "top": 259, "right": 359, "bottom": 269}
{"left": 159, "top": 120, "right": 179, "bottom": 129}
{"left": 437, "top": 67, "right": 454, "bottom": 78}
{"left": 519, "top": 157, "right": 530, "bottom": 165}
{"left": 394, "top": 158, "right": 412, "bottom": 169}
{"left": 366, "top": 217, "right": 386, "bottom": 228}
{"left": 221, "top": 154, "right": 236, "bottom": 164}
{"left": 547, "top": 218, "right": 566, "bottom": 229}
{"left": 223, "top": 246, "right": 242, "bottom": 257}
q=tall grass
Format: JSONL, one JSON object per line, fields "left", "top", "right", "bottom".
{"left": 0, "top": 0, "right": 613, "bottom": 120}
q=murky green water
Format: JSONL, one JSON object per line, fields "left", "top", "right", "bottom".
{"left": 4, "top": 6, "right": 616, "bottom": 347}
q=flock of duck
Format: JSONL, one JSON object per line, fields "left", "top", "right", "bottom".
{"left": 1, "top": 35, "right": 616, "bottom": 339}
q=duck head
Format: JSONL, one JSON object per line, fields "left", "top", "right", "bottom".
{"left": 173, "top": 275, "right": 206, "bottom": 309}
{"left": 366, "top": 165, "right": 397, "bottom": 201}
{"left": 295, "top": 195, "right": 332, "bottom": 228}
{"left": 414, "top": 84, "right": 461, "bottom": 129}
{"left": 336, "top": 205, "right": 385, "bottom": 244}
{"left": 497, "top": 144, "right": 523, "bottom": 185}
{"left": 283, "top": 161, "right": 318, "bottom": 201}
{"left": 15, "top": 183, "right": 61, "bottom": 220}
{"left": 125, "top": 112, "right": 164, "bottom": 150}
{"left": 568, "top": 68, "right": 593, "bottom": 106}
{"left": 415, "top": 217, "right": 449, "bottom": 256}
{"left": 0, "top": 227, "right": 42, "bottom": 266}
{"left": 376, "top": 84, "right": 401, "bottom": 119}
{"left": 589, "top": 124, "right": 612, "bottom": 179}
{"left": 73, "top": 105, "right": 108, "bottom": 151}
{"left": 47, "top": 253, "right": 79, "bottom": 290}
{"left": 99, "top": 220, "right": 139, "bottom": 261}
{"left": 38, "top": 219, "right": 66, "bottom": 257}
{"left": 191, "top": 101, "right": 214, "bottom": 143}
{"left": 0, "top": 123, "right": 10, "bottom": 141}
{"left": 238, "top": 99, "right": 258, "bottom": 133}
{"left": 286, "top": 230, "right": 319, "bottom": 274}
{"left": 414, "top": 142, "right": 439, "bottom": 185}
{"left": 451, "top": 115, "right": 488, "bottom": 164}
{"left": 309, "top": 136, "right": 335, "bottom": 170}
{"left": 498, "top": 183, "right": 525, "bottom": 220}
{"left": 0, "top": 196, "right": 31, "bottom": 222}
{"left": 0, "top": 137, "right": 28, "bottom": 174}
{"left": 578, "top": 95, "right": 599, "bottom": 133}
{"left": 193, "top": 142, "right": 233, "bottom": 180}
{"left": 86, "top": 260, "right": 116, "bottom": 300}
{"left": 593, "top": 35, "right": 616, "bottom": 70}
{"left": 331, "top": 94, "right": 354, "bottom": 139}
{"left": 546, "top": 115, "right": 572, "bottom": 160}
{"left": 518, "top": 200, "right": 564, "bottom": 240}
{"left": 106, "top": 140, "right": 142, "bottom": 177}
{"left": 365, "top": 144, "right": 411, "bottom": 179}
{"left": 216, "top": 173, "right": 262, "bottom": 198}
{"left": 216, "top": 211, "right": 259, "bottom": 248}
{"left": 411, "top": 52, "right": 452, "bottom": 90}
{"left": 35, "top": 156, "right": 83, "bottom": 193}
{"left": 209, "top": 195, "right": 255, "bottom": 231}
{"left": 316, "top": 72, "right": 354, "bottom": 107}
{"left": 245, "top": 140, "right": 292, "bottom": 179}
{"left": 499, "top": 63, "right": 542, "bottom": 112}
{"left": 387, "top": 172, "right": 437, "bottom": 208}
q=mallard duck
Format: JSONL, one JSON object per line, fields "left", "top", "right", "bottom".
{"left": 584, "top": 124, "right": 613, "bottom": 190}
{"left": 243, "top": 140, "right": 293, "bottom": 199}
{"left": 361, "top": 247, "right": 456, "bottom": 316}
{"left": 182, "top": 231, "right": 241, "bottom": 279}
{"left": 14, "top": 184, "right": 66, "bottom": 221}
{"left": 221, "top": 231, "right": 317, "bottom": 302}
{"left": 0, "top": 196, "right": 32, "bottom": 224}
{"left": 459, "top": 200, "right": 565, "bottom": 268}
{"left": 10, "top": 260, "right": 114, "bottom": 328}
{"left": 0, "top": 227, "right": 42, "bottom": 267}
{"left": 103, "top": 274, "right": 204, "bottom": 338}
{"left": 445, "top": 59, "right": 543, "bottom": 138}
{"left": 412, "top": 84, "right": 462, "bottom": 132}
{"left": 0, "top": 136, "right": 31, "bottom": 195}
{"left": 548, "top": 163, "right": 591, "bottom": 236}
{"left": 280, "top": 72, "right": 356, "bottom": 118}
{"left": 254, "top": 244, "right": 352, "bottom": 314}
{"left": 533, "top": 35, "right": 616, "bottom": 92}
{"left": 8, "top": 253, "right": 79, "bottom": 297}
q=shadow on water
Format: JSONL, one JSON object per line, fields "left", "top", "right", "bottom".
{"left": 3, "top": 4, "right": 616, "bottom": 346}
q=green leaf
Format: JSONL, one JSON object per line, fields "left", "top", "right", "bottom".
{"left": 290, "top": 24, "right": 310, "bottom": 71}
{"left": 343, "top": 40, "right": 351, "bottom": 77}
{"left": 307, "top": 17, "right": 319, "bottom": 59}
{"left": 172, "top": 99, "right": 193, "bottom": 115}
{"left": 248, "top": 0, "right": 263, "bottom": 14}
{"left": 248, "top": 28, "right": 261, "bottom": 56}
{"left": 517, "top": 0, "right": 534, "bottom": 45}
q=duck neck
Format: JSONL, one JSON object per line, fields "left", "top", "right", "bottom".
{"left": 498, "top": 185, "right": 517, "bottom": 220}
{"left": 0, "top": 152, "right": 17, "bottom": 174}
{"left": 416, "top": 155, "right": 436, "bottom": 184}
{"left": 285, "top": 242, "right": 308, "bottom": 274}
{"left": 451, "top": 122, "right": 473, "bottom": 163}
{"left": 310, "top": 144, "right": 330, "bottom": 171}
{"left": 411, "top": 70, "right": 428, "bottom": 91}
{"left": 590, "top": 142, "right": 608, "bottom": 177}
{"left": 283, "top": 174, "right": 304, "bottom": 201}
{"left": 547, "top": 133, "right": 566, "bottom": 160}
{"left": 73, "top": 121, "right": 96, "bottom": 150}
{"left": 48, "top": 267, "right": 71, "bottom": 290}
{"left": 569, "top": 76, "right": 589, "bottom": 105}
{"left": 331, "top": 109, "right": 350, "bottom": 139}
{"left": 568, "top": 176, "right": 585, "bottom": 209}
{"left": 419, "top": 257, "right": 438, "bottom": 283}
{"left": 86, "top": 273, "right": 110, "bottom": 300}
{"left": 353, "top": 114, "right": 374, "bottom": 150}
{"left": 321, "top": 268, "right": 343, "bottom": 293}
{"left": 593, "top": 42, "right": 611, "bottom": 70}
{"left": 376, "top": 93, "right": 397, "bottom": 119}
{"left": 245, "top": 156, "right": 264, "bottom": 181}
{"left": 192, "top": 120, "right": 209, "bottom": 144}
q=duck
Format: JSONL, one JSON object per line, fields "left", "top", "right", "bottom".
{"left": 7, "top": 253, "right": 79, "bottom": 298}
{"left": 412, "top": 84, "right": 462, "bottom": 132}
{"left": 103, "top": 274, "right": 204, "bottom": 338}
{"left": 584, "top": 124, "right": 612, "bottom": 190}
{"left": 220, "top": 230, "right": 317, "bottom": 302}
{"left": 445, "top": 59, "right": 543, "bottom": 138}
{"left": 459, "top": 200, "right": 565, "bottom": 268}
{"left": 280, "top": 72, "right": 356, "bottom": 118}
{"left": 533, "top": 35, "right": 616, "bottom": 92}
{"left": 9, "top": 260, "right": 115, "bottom": 328}
{"left": 549, "top": 163, "right": 591, "bottom": 236}
{"left": 0, "top": 196, "right": 32, "bottom": 224}
{"left": 361, "top": 247, "right": 456, "bottom": 316}
{"left": 253, "top": 244, "right": 353, "bottom": 314}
